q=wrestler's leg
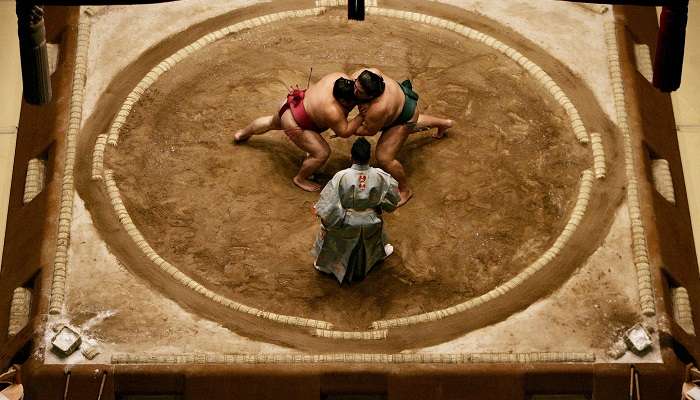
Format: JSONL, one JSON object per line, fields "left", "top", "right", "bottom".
{"left": 280, "top": 112, "right": 330, "bottom": 192}
{"left": 376, "top": 125, "right": 413, "bottom": 206}
{"left": 291, "top": 132, "right": 330, "bottom": 192}
{"left": 415, "top": 111, "right": 454, "bottom": 139}
{"left": 233, "top": 113, "right": 282, "bottom": 143}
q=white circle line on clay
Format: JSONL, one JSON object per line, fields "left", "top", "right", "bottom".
{"left": 93, "top": 7, "right": 601, "bottom": 331}
{"left": 604, "top": 21, "right": 655, "bottom": 316}
{"left": 369, "top": 169, "right": 596, "bottom": 330}
{"left": 101, "top": 169, "right": 334, "bottom": 330}
{"left": 49, "top": 18, "right": 91, "bottom": 315}
{"left": 91, "top": 133, "right": 109, "bottom": 181}
{"left": 111, "top": 351, "right": 595, "bottom": 364}
{"left": 590, "top": 132, "right": 607, "bottom": 179}
{"left": 313, "top": 329, "right": 388, "bottom": 340}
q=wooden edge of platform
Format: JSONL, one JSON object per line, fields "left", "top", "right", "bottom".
{"left": 610, "top": 5, "right": 700, "bottom": 363}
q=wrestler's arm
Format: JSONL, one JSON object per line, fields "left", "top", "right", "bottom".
{"left": 354, "top": 108, "right": 383, "bottom": 136}
{"left": 329, "top": 111, "right": 364, "bottom": 138}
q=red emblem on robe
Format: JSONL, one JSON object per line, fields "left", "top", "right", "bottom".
{"left": 358, "top": 174, "right": 367, "bottom": 191}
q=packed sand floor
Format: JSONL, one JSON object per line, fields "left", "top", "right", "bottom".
{"left": 104, "top": 13, "right": 590, "bottom": 330}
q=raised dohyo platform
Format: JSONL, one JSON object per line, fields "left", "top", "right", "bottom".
{"left": 1, "top": 1, "right": 698, "bottom": 399}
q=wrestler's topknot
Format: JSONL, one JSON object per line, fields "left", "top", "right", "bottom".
{"left": 333, "top": 77, "right": 356, "bottom": 103}
{"left": 357, "top": 70, "right": 385, "bottom": 99}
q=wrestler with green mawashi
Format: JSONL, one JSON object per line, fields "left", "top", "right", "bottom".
{"left": 349, "top": 68, "right": 454, "bottom": 206}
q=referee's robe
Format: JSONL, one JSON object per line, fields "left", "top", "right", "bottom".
{"left": 312, "top": 163, "right": 400, "bottom": 284}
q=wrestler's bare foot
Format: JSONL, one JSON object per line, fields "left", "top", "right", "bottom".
{"left": 293, "top": 176, "right": 321, "bottom": 192}
{"left": 432, "top": 119, "right": 454, "bottom": 139}
{"left": 233, "top": 129, "right": 250, "bottom": 143}
{"left": 397, "top": 188, "right": 414, "bottom": 207}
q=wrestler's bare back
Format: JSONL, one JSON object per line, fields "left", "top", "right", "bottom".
{"left": 302, "top": 72, "right": 353, "bottom": 131}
